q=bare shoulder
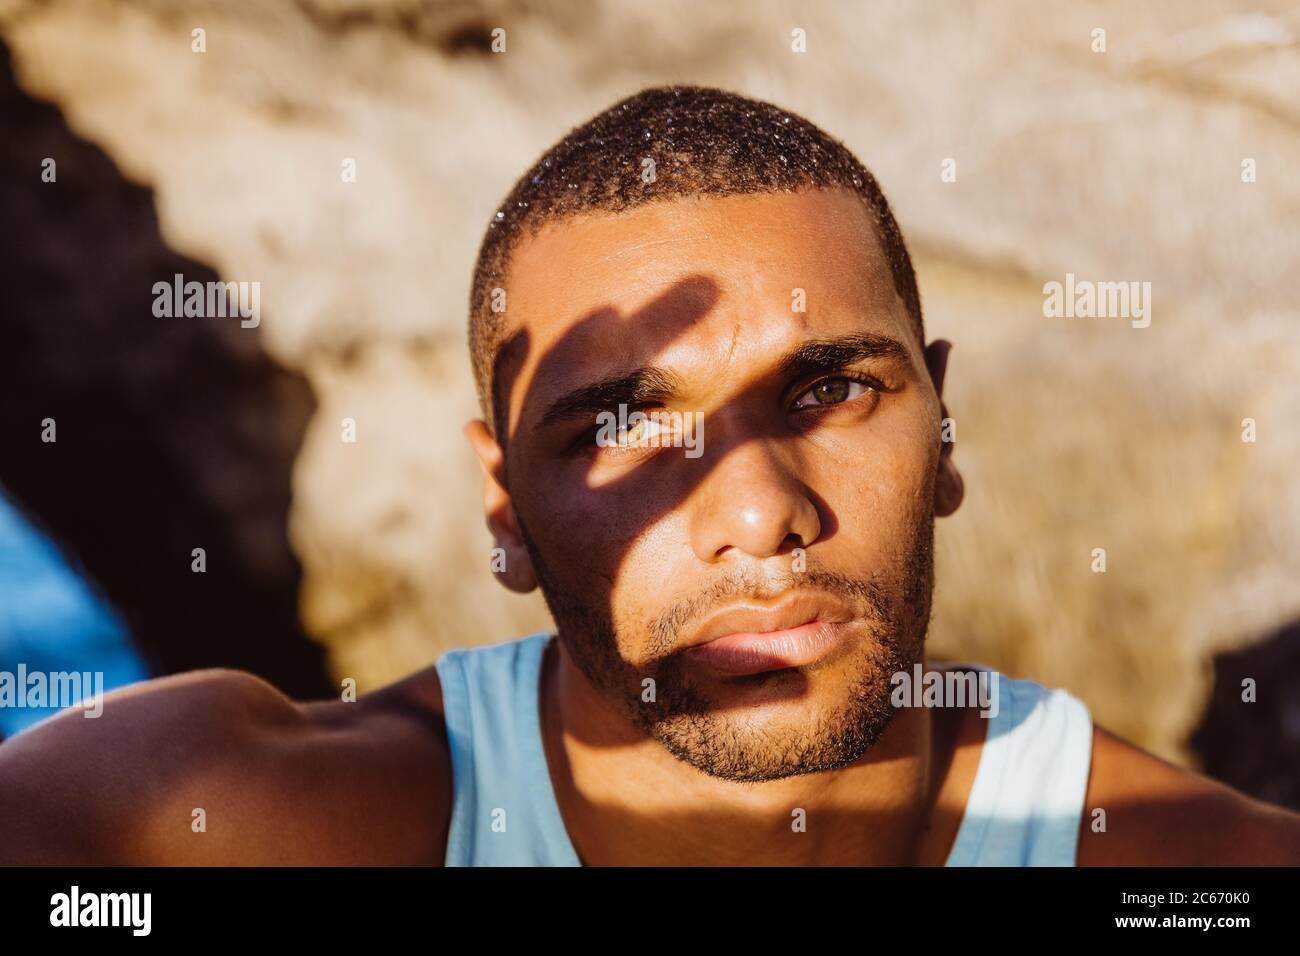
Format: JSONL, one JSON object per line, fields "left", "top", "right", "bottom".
{"left": 1076, "top": 724, "right": 1300, "bottom": 866}
{"left": 0, "top": 664, "right": 451, "bottom": 865}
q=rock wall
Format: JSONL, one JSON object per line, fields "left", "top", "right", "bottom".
{"left": 2, "top": 0, "right": 1298, "bottom": 777}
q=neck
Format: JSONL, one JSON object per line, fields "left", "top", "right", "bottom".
{"left": 540, "top": 635, "right": 972, "bottom": 866}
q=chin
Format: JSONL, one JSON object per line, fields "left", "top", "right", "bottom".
{"left": 647, "top": 672, "right": 902, "bottom": 783}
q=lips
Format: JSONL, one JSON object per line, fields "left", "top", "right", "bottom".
{"left": 682, "top": 593, "right": 855, "bottom": 676}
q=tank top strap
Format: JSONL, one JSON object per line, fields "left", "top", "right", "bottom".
{"left": 943, "top": 667, "right": 1094, "bottom": 866}
{"left": 435, "top": 631, "right": 581, "bottom": 866}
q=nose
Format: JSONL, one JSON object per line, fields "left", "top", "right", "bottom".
{"left": 689, "top": 435, "right": 822, "bottom": 562}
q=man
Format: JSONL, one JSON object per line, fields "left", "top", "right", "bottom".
{"left": 2, "top": 86, "right": 1298, "bottom": 866}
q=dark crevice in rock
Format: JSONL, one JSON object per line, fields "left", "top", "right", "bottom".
{"left": 0, "top": 37, "right": 333, "bottom": 700}
{"left": 1189, "top": 619, "right": 1300, "bottom": 812}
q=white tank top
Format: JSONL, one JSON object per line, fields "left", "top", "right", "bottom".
{"left": 436, "top": 632, "right": 1093, "bottom": 865}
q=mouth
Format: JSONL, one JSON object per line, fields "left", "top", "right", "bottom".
{"left": 682, "top": 594, "right": 856, "bottom": 676}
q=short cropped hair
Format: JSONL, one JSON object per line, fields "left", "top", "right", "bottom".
{"left": 468, "top": 85, "right": 922, "bottom": 437}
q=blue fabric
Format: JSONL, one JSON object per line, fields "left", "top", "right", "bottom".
{"left": 436, "top": 631, "right": 1093, "bottom": 866}
{"left": 0, "top": 490, "right": 149, "bottom": 738}
{"left": 438, "top": 631, "right": 580, "bottom": 866}
{"left": 943, "top": 665, "right": 1094, "bottom": 865}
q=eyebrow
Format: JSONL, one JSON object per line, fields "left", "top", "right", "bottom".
{"left": 776, "top": 331, "right": 912, "bottom": 382}
{"left": 539, "top": 365, "right": 684, "bottom": 429}
{"left": 536, "top": 331, "right": 912, "bottom": 429}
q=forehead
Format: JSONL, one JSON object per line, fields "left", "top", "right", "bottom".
{"left": 497, "top": 187, "right": 914, "bottom": 429}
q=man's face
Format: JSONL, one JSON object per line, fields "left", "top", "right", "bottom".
{"left": 469, "top": 186, "right": 961, "bottom": 782}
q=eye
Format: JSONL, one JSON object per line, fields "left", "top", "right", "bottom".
{"left": 790, "top": 375, "right": 878, "bottom": 411}
{"left": 581, "top": 408, "right": 677, "bottom": 457}
{"left": 607, "top": 414, "right": 667, "bottom": 447}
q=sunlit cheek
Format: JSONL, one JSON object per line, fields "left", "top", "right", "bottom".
{"left": 859, "top": 404, "right": 936, "bottom": 492}
{"left": 818, "top": 432, "right": 932, "bottom": 558}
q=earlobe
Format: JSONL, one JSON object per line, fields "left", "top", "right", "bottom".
{"left": 463, "top": 419, "right": 539, "bottom": 594}
{"left": 494, "top": 529, "right": 539, "bottom": 594}
{"left": 935, "top": 457, "right": 964, "bottom": 517}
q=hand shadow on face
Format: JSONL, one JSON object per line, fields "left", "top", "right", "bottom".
{"left": 486, "top": 269, "right": 952, "bottom": 712}
{"left": 472, "top": 274, "right": 996, "bottom": 863}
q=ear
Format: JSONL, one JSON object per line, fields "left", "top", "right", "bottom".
{"left": 464, "top": 419, "right": 538, "bottom": 594}
{"left": 923, "top": 339, "right": 964, "bottom": 518}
